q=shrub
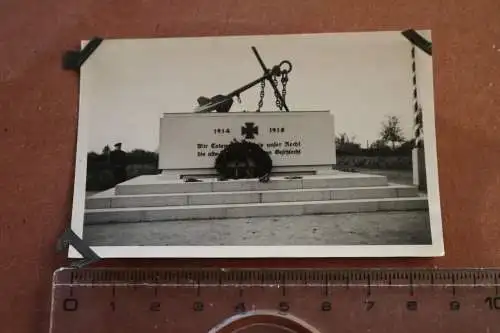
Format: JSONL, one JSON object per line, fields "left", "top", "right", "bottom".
{"left": 335, "top": 155, "right": 412, "bottom": 170}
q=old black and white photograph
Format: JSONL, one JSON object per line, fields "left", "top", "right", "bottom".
{"left": 70, "top": 30, "right": 444, "bottom": 258}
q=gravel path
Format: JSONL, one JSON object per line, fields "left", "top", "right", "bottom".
{"left": 83, "top": 211, "right": 431, "bottom": 246}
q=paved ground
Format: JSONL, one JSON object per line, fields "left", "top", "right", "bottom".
{"left": 354, "top": 168, "right": 414, "bottom": 187}
{"left": 83, "top": 211, "right": 432, "bottom": 246}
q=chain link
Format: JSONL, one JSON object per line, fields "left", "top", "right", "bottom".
{"left": 281, "top": 72, "right": 288, "bottom": 108}
{"left": 272, "top": 73, "right": 289, "bottom": 111}
{"left": 257, "top": 80, "right": 265, "bottom": 112}
{"left": 273, "top": 76, "right": 282, "bottom": 110}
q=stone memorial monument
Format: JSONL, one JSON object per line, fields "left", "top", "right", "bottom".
{"left": 158, "top": 110, "right": 336, "bottom": 179}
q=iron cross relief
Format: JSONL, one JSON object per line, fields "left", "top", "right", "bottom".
{"left": 241, "top": 122, "right": 259, "bottom": 139}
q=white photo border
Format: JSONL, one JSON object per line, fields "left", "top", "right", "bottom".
{"left": 69, "top": 31, "right": 444, "bottom": 259}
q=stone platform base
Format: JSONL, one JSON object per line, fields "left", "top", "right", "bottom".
{"left": 160, "top": 165, "right": 336, "bottom": 180}
{"left": 84, "top": 172, "right": 428, "bottom": 225}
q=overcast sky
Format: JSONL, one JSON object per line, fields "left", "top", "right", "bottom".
{"left": 80, "top": 30, "right": 433, "bottom": 153}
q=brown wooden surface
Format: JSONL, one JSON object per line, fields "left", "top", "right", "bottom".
{"left": 1, "top": 0, "right": 499, "bottom": 332}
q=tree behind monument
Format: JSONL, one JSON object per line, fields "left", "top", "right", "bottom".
{"left": 380, "top": 115, "right": 405, "bottom": 149}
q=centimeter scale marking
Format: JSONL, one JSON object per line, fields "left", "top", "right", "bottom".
{"left": 51, "top": 268, "right": 500, "bottom": 333}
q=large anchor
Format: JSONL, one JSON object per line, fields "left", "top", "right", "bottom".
{"left": 194, "top": 46, "right": 292, "bottom": 113}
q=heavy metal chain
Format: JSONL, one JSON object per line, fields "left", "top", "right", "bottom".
{"left": 281, "top": 72, "right": 288, "bottom": 108}
{"left": 273, "top": 73, "right": 288, "bottom": 111}
{"left": 273, "top": 75, "right": 281, "bottom": 110}
{"left": 256, "top": 61, "right": 291, "bottom": 112}
{"left": 256, "top": 80, "right": 265, "bottom": 112}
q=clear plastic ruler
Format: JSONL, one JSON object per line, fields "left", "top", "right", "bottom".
{"left": 50, "top": 268, "right": 500, "bottom": 332}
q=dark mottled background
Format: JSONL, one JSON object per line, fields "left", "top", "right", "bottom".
{"left": 1, "top": 1, "right": 499, "bottom": 332}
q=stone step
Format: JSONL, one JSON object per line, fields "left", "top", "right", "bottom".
{"left": 114, "top": 172, "right": 389, "bottom": 195}
{"left": 84, "top": 197, "right": 428, "bottom": 225}
{"left": 86, "top": 184, "right": 418, "bottom": 209}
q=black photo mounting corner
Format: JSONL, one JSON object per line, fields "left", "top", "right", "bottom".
{"left": 401, "top": 29, "right": 432, "bottom": 56}
{"left": 57, "top": 229, "right": 101, "bottom": 268}
{"left": 62, "top": 37, "right": 103, "bottom": 71}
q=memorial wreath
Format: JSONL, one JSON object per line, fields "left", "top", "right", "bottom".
{"left": 214, "top": 139, "right": 272, "bottom": 181}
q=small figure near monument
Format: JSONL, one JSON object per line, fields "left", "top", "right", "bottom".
{"left": 110, "top": 142, "right": 127, "bottom": 184}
